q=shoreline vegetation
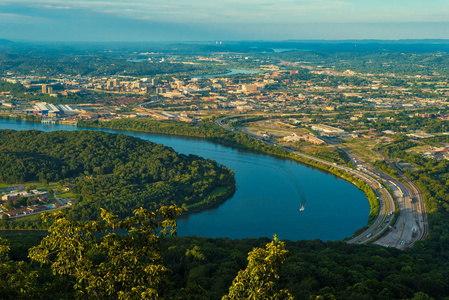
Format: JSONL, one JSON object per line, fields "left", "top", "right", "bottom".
{"left": 0, "top": 117, "right": 379, "bottom": 237}
{"left": 77, "top": 118, "right": 380, "bottom": 235}
{"left": 0, "top": 129, "right": 236, "bottom": 230}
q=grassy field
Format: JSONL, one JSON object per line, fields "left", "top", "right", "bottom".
{"left": 341, "top": 138, "right": 383, "bottom": 162}
{"left": 10, "top": 206, "right": 67, "bottom": 222}
{"left": 207, "top": 187, "right": 228, "bottom": 198}
{"left": 57, "top": 191, "right": 75, "bottom": 198}
{"left": 0, "top": 183, "right": 11, "bottom": 189}
{"left": 406, "top": 144, "right": 433, "bottom": 154}
{"left": 0, "top": 181, "right": 71, "bottom": 193}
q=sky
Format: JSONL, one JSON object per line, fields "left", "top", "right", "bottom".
{"left": 1, "top": 0, "right": 449, "bottom": 42}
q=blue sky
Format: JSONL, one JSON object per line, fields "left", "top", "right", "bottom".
{"left": 1, "top": 0, "right": 449, "bottom": 41}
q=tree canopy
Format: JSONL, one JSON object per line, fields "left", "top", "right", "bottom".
{"left": 0, "top": 130, "right": 235, "bottom": 223}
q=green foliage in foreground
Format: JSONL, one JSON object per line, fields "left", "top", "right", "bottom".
{"left": 0, "top": 238, "right": 39, "bottom": 299}
{"left": 1, "top": 208, "right": 292, "bottom": 299}
{"left": 222, "top": 235, "right": 294, "bottom": 300}
{"left": 2, "top": 208, "right": 449, "bottom": 299}
{"left": 0, "top": 130, "right": 235, "bottom": 227}
{"left": 29, "top": 207, "right": 182, "bottom": 299}
{"left": 161, "top": 230, "right": 449, "bottom": 300}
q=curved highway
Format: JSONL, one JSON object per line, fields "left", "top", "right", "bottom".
{"left": 377, "top": 149, "right": 428, "bottom": 246}
{"left": 341, "top": 149, "right": 426, "bottom": 249}
{"left": 215, "top": 115, "right": 401, "bottom": 247}
{"left": 215, "top": 114, "right": 427, "bottom": 249}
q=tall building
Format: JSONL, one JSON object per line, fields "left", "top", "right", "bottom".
{"left": 176, "top": 81, "right": 184, "bottom": 90}
{"left": 47, "top": 86, "right": 53, "bottom": 94}
{"left": 42, "top": 84, "right": 47, "bottom": 94}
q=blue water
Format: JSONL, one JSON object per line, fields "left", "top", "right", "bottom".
{"left": 194, "top": 68, "right": 260, "bottom": 78}
{"left": 0, "top": 119, "right": 369, "bottom": 241}
{"left": 127, "top": 58, "right": 148, "bottom": 62}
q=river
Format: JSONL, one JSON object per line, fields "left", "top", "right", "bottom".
{"left": 0, "top": 119, "right": 369, "bottom": 241}
{"left": 193, "top": 68, "right": 260, "bottom": 78}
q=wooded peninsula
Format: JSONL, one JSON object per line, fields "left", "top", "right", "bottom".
{"left": 0, "top": 129, "right": 235, "bottom": 227}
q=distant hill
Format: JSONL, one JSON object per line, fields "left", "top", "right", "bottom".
{"left": 237, "top": 40, "right": 449, "bottom": 53}
{"left": 0, "top": 39, "right": 14, "bottom": 46}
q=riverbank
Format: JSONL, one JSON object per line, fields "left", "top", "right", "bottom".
{"left": 0, "top": 128, "right": 236, "bottom": 231}
{"left": 181, "top": 186, "right": 236, "bottom": 217}
{"left": 1, "top": 118, "right": 370, "bottom": 240}
{"left": 77, "top": 118, "right": 379, "bottom": 233}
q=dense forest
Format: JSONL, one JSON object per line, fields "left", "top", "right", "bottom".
{"left": 0, "top": 124, "right": 448, "bottom": 298}
{"left": 1, "top": 204, "right": 448, "bottom": 300}
{"left": 0, "top": 130, "right": 235, "bottom": 223}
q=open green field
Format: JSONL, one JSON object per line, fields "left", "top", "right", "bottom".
{"left": 0, "top": 181, "right": 71, "bottom": 193}
{"left": 57, "top": 191, "right": 75, "bottom": 198}
{"left": 342, "top": 138, "right": 383, "bottom": 162}
{"left": 0, "top": 183, "right": 11, "bottom": 189}
{"left": 207, "top": 187, "right": 228, "bottom": 198}
{"left": 9, "top": 206, "right": 67, "bottom": 222}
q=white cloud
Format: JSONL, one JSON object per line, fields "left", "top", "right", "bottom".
{"left": 0, "top": 12, "right": 48, "bottom": 24}
{"left": 1, "top": 0, "right": 448, "bottom": 23}
{"left": 43, "top": 5, "right": 72, "bottom": 9}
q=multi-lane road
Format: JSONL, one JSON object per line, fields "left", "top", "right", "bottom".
{"left": 376, "top": 150, "right": 428, "bottom": 245}
{"left": 341, "top": 149, "right": 426, "bottom": 249}
{"left": 214, "top": 114, "right": 427, "bottom": 249}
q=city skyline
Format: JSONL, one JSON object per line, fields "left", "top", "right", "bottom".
{"left": 1, "top": 0, "right": 449, "bottom": 41}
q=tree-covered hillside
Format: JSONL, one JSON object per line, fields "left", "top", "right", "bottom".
{"left": 1, "top": 206, "right": 448, "bottom": 300}
{"left": 0, "top": 130, "right": 235, "bottom": 222}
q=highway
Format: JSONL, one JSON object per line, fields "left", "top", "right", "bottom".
{"left": 340, "top": 148, "right": 425, "bottom": 249}
{"left": 376, "top": 149, "right": 428, "bottom": 246}
{"left": 214, "top": 114, "right": 427, "bottom": 249}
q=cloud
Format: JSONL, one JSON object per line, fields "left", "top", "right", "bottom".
{"left": 43, "top": 5, "right": 72, "bottom": 9}
{"left": 4, "top": 0, "right": 444, "bottom": 24}
{"left": 0, "top": 12, "right": 48, "bottom": 24}
{"left": 1, "top": 0, "right": 449, "bottom": 41}
{"left": 2, "top": 1, "right": 448, "bottom": 24}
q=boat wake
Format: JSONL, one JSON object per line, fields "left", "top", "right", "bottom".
{"left": 299, "top": 198, "right": 306, "bottom": 212}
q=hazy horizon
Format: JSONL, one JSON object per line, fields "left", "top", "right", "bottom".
{"left": 1, "top": 1, "right": 449, "bottom": 42}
